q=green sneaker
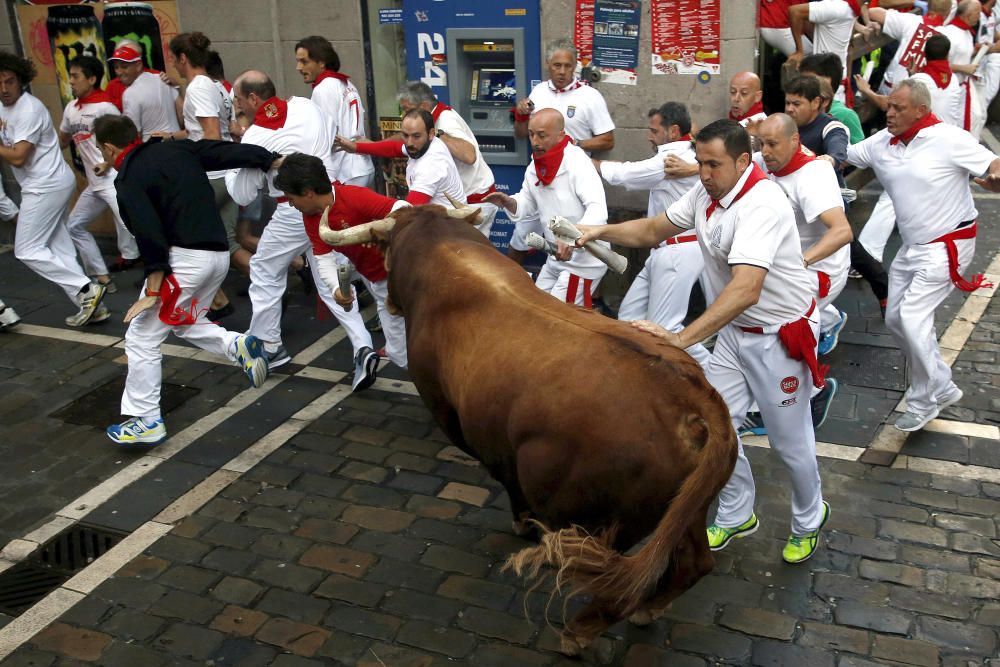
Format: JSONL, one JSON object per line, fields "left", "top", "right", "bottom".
{"left": 706, "top": 513, "right": 759, "bottom": 551}
{"left": 782, "top": 501, "right": 831, "bottom": 564}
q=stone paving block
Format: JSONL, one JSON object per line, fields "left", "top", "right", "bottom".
{"left": 379, "top": 588, "right": 464, "bottom": 625}
{"left": 366, "top": 557, "right": 446, "bottom": 594}
{"left": 315, "top": 629, "right": 372, "bottom": 664}
{"left": 343, "top": 424, "right": 395, "bottom": 447}
{"left": 153, "top": 622, "right": 225, "bottom": 660}
{"left": 243, "top": 506, "right": 301, "bottom": 532}
{"left": 903, "top": 487, "right": 960, "bottom": 510}
{"left": 796, "top": 621, "right": 870, "bottom": 654}
{"left": 833, "top": 599, "right": 913, "bottom": 635}
{"left": 689, "top": 575, "right": 765, "bottom": 608}
{"left": 285, "top": 450, "right": 345, "bottom": 474}
{"left": 621, "top": 645, "right": 707, "bottom": 666}
{"left": 396, "top": 618, "right": 477, "bottom": 658}
{"left": 201, "top": 546, "right": 258, "bottom": 574}
{"left": 101, "top": 609, "right": 165, "bottom": 642}
{"left": 294, "top": 517, "right": 359, "bottom": 544}
{"left": 978, "top": 605, "right": 1000, "bottom": 626}
{"left": 211, "top": 637, "right": 277, "bottom": 667}
{"left": 245, "top": 462, "right": 303, "bottom": 487}
{"left": 338, "top": 461, "right": 390, "bottom": 484}
{"left": 255, "top": 487, "right": 307, "bottom": 509}
{"left": 93, "top": 578, "right": 167, "bottom": 610}
{"left": 889, "top": 585, "right": 971, "bottom": 620}
{"left": 250, "top": 532, "right": 312, "bottom": 560}
{"left": 388, "top": 470, "right": 446, "bottom": 495}
{"left": 114, "top": 554, "right": 171, "bottom": 580}
{"left": 341, "top": 483, "right": 407, "bottom": 509}
{"left": 750, "top": 639, "right": 836, "bottom": 667}
{"left": 471, "top": 640, "right": 558, "bottom": 666}
{"left": 391, "top": 435, "right": 445, "bottom": 458}
{"left": 149, "top": 589, "right": 224, "bottom": 624}
{"left": 0, "top": 648, "right": 57, "bottom": 667}
{"left": 351, "top": 530, "right": 428, "bottom": 562}
{"left": 98, "top": 641, "right": 169, "bottom": 667}
{"left": 871, "top": 634, "right": 940, "bottom": 667}
{"left": 31, "top": 623, "right": 111, "bottom": 662}
{"left": 410, "top": 518, "right": 490, "bottom": 547}
{"left": 419, "top": 543, "right": 493, "bottom": 578}
{"left": 717, "top": 605, "right": 798, "bottom": 640}
{"left": 669, "top": 624, "right": 753, "bottom": 662}
{"left": 299, "top": 495, "right": 350, "bottom": 521}
{"left": 341, "top": 504, "right": 416, "bottom": 532}
{"left": 977, "top": 557, "right": 1000, "bottom": 578}
{"left": 437, "top": 482, "right": 491, "bottom": 507}
{"left": 157, "top": 564, "right": 222, "bottom": 593}
{"left": 147, "top": 534, "right": 212, "bottom": 564}
{"left": 247, "top": 558, "right": 325, "bottom": 594}
{"left": 956, "top": 494, "right": 1000, "bottom": 517}
{"left": 386, "top": 451, "right": 440, "bottom": 474}
{"left": 170, "top": 514, "right": 214, "bottom": 539}
{"left": 202, "top": 522, "right": 264, "bottom": 549}
{"left": 437, "top": 574, "right": 517, "bottom": 611}
{"left": 299, "top": 543, "right": 377, "bottom": 578}
{"left": 356, "top": 641, "right": 438, "bottom": 667}
{"left": 868, "top": 500, "right": 931, "bottom": 524}
{"left": 198, "top": 497, "right": 247, "bottom": 522}
{"left": 209, "top": 604, "right": 269, "bottom": 637}
{"left": 325, "top": 602, "right": 402, "bottom": 641}
{"left": 255, "top": 587, "right": 330, "bottom": 624}
{"left": 659, "top": 589, "right": 721, "bottom": 625}
{"left": 735, "top": 558, "right": 814, "bottom": 591}
{"left": 929, "top": 474, "right": 981, "bottom": 496}
{"left": 916, "top": 616, "right": 998, "bottom": 655}
{"left": 255, "top": 617, "right": 330, "bottom": 657}
{"left": 314, "top": 573, "right": 389, "bottom": 607}
{"left": 59, "top": 596, "right": 112, "bottom": 629}
{"left": 951, "top": 532, "right": 1000, "bottom": 556}
{"left": 857, "top": 559, "right": 925, "bottom": 588}
{"left": 456, "top": 606, "right": 536, "bottom": 645}
{"left": 877, "top": 518, "right": 949, "bottom": 547}
{"left": 210, "top": 576, "right": 264, "bottom": 606}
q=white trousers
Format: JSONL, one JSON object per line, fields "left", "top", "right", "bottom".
{"left": 885, "top": 237, "right": 973, "bottom": 415}
{"left": 708, "top": 322, "right": 825, "bottom": 536}
{"left": 248, "top": 208, "right": 370, "bottom": 354}
{"left": 980, "top": 54, "right": 1000, "bottom": 110}
{"left": 122, "top": 248, "right": 240, "bottom": 419}
{"left": 363, "top": 277, "right": 407, "bottom": 369}
{"left": 859, "top": 190, "right": 895, "bottom": 264}
{"left": 535, "top": 261, "right": 603, "bottom": 306}
{"left": 14, "top": 183, "right": 90, "bottom": 304}
{"left": 814, "top": 267, "right": 849, "bottom": 334}
{"left": 618, "top": 242, "right": 711, "bottom": 368}
{"left": 67, "top": 185, "right": 139, "bottom": 273}
{"left": 759, "top": 28, "right": 812, "bottom": 57}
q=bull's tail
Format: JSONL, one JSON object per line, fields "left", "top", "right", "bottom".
{"left": 504, "top": 400, "right": 737, "bottom": 616}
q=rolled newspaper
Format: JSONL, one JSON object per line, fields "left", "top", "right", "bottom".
{"left": 524, "top": 231, "right": 559, "bottom": 255}
{"left": 547, "top": 216, "right": 628, "bottom": 274}
{"left": 972, "top": 43, "right": 990, "bottom": 69}
{"left": 337, "top": 264, "right": 353, "bottom": 312}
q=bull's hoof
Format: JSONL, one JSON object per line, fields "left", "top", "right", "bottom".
{"left": 628, "top": 610, "right": 655, "bottom": 626}
{"left": 559, "top": 634, "right": 589, "bottom": 657}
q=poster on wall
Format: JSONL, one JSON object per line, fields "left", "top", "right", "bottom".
{"left": 591, "top": 0, "right": 638, "bottom": 85}
{"left": 650, "top": 0, "right": 721, "bottom": 77}
{"left": 16, "top": 1, "right": 180, "bottom": 110}
{"left": 573, "top": 0, "right": 594, "bottom": 69}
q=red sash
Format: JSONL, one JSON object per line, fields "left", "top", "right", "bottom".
{"left": 533, "top": 135, "right": 572, "bottom": 186}
{"left": 741, "top": 301, "right": 828, "bottom": 389}
{"left": 158, "top": 274, "right": 206, "bottom": 326}
{"left": 706, "top": 164, "right": 767, "bottom": 218}
{"left": 926, "top": 222, "right": 993, "bottom": 292}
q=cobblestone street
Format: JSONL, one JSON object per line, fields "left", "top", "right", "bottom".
{"left": 0, "top": 188, "right": 998, "bottom": 666}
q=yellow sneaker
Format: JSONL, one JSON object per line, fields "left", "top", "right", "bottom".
{"left": 782, "top": 501, "right": 831, "bottom": 564}
{"left": 706, "top": 513, "right": 759, "bottom": 551}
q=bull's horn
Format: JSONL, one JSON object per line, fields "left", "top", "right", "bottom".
{"left": 443, "top": 192, "right": 483, "bottom": 225}
{"left": 318, "top": 206, "right": 396, "bottom": 245}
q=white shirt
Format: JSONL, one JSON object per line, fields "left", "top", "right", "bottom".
{"left": 940, "top": 23, "right": 976, "bottom": 79}
{"left": 808, "top": 0, "right": 857, "bottom": 75}
{"left": 881, "top": 10, "right": 937, "bottom": 89}
{"left": 667, "top": 165, "right": 813, "bottom": 327}
{"left": 60, "top": 98, "right": 120, "bottom": 190}
{"left": 526, "top": 79, "right": 615, "bottom": 146}
{"left": 509, "top": 142, "right": 609, "bottom": 278}
{"left": 910, "top": 71, "right": 965, "bottom": 128}
{"left": 755, "top": 153, "right": 849, "bottom": 277}
{"left": 0, "top": 93, "right": 74, "bottom": 194}
{"left": 847, "top": 123, "right": 995, "bottom": 244}
{"left": 434, "top": 106, "right": 495, "bottom": 197}
{"left": 311, "top": 75, "right": 374, "bottom": 183}
{"left": 183, "top": 74, "right": 233, "bottom": 179}
{"left": 400, "top": 137, "right": 466, "bottom": 207}
{"left": 227, "top": 96, "right": 336, "bottom": 207}
{"left": 122, "top": 71, "right": 180, "bottom": 140}
{"left": 600, "top": 139, "right": 699, "bottom": 217}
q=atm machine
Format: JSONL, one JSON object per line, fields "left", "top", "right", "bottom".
{"left": 401, "top": 0, "right": 541, "bottom": 251}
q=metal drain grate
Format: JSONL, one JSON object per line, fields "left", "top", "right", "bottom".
{"left": 0, "top": 523, "right": 127, "bottom": 616}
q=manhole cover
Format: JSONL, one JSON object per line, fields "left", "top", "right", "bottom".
{"left": 0, "top": 523, "right": 126, "bottom": 616}
{"left": 51, "top": 377, "right": 199, "bottom": 428}
{"left": 835, "top": 342, "right": 908, "bottom": 391}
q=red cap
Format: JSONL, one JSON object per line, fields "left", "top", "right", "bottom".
{"left": 109, "top": 44, "right": 142, "bottom": 63}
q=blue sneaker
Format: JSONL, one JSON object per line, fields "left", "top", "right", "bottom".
{"left": 234, "top": 334, "right": 268, "bottom": 388}
{"left": 811, "top": 378, "right": 838, "bottom": 430}
{"left": 818, "top": 311, "right": 848, "bottom": 355}
{"left": 738, "top": 412, "right": 767, "bottom": 437}
{"left": 107, "top": 417, "right": 167, "bottom": 445}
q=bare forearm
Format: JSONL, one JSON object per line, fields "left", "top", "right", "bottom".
{"left": 438, "top": 134, "right": 476, "bottom": 164}
{"left": 677, "top": 281, "right": 758, "bottom": 348}
{"left": 578, "top": 132, "right": 614, "bottom": 153}
{"left": 589, "top": 214, "right": 674, "bottom": 249}
{"left": 804, "top": 225, "right": 853, "bottom": 266}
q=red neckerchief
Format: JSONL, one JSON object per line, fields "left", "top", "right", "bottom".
{"left": 923, "top": 13, "right": 945, "bottom": 25}
{"left": 253, "top": 96, "right": 289, "bottom": 130}
{"left": 769, "top": 143, "right": 816, "bottom": 177}
{"left": 312, "top": 70, "right": 350, "bottom": 88}
{"left": 845, "top": 0, "right": 862, "bottom": 16}
{"left": 431, "top": 102, "right": 452, "bottom": 122}
{"left": 949, "top": 16, "right": 978, "bottom": 37}
{"left": 889, "top": 112, "right": 941, "bottom": 145}
{"left": 547, "top": 78, "right": 585, "bottom": 93}
{"left": 533, "top": 134, "right": 572, "bottom": 186}
{"left": 729, "top": 101, "right": 764, "bottom": 122}
{"left": 920, "top": 59, "right": 953, "bottom": 88}
{"left": 221, "top": 80, "right": 232, "bottom": 93}
{"left": 985, "top": 6, "right": 993, "bottom": 18}
{"left": 677, "top": 133, "right": 692, "bottom": 142}
{"left": 114, "top": 137, "right": 143, "bottom": 171}
{"left": 706, "top": 163, "right": 767, "bottom": 218}
{"left": 74, "top": 89, "right": 114, "bottom": 109}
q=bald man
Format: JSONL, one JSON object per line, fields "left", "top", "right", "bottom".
{"left": 225, "top": 70, "right": 378, "bottom": 389}
{"left": 487, "top": 108, "right": 609, "bottom": 306}
{"left": 729, "top": 71, "right": 767, "bottom": 125}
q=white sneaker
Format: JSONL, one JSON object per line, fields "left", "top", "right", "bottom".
{"left": 895, "top": 409, "right": 939, "bottom": 432}
{"left": 97, "top": 279, "right": 117, "bottom": 294}
{"left": 90, "top": 305, "right": 111, "bottom": 324}
{"left": 938, "top": 387, "right": 964, "bottom": 413}
{"left": 0, "top": 304, "right": 20, "bottom": 331}
{"left": 66, "top": 282, "right": 107, "bottom": 327}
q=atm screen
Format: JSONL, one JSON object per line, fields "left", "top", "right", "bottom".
{"left": 471, "top": 68, "right": 517, "bottom": 105}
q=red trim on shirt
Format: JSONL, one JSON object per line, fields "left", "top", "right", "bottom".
{"left": 406, "top": 190, "right": 433, "bottom": 205}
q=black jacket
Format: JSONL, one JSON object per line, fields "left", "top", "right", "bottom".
{"left": 114, "top": 138, "right": 279, "bottom": 276}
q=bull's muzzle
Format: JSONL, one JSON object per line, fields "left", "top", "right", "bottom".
{"left": 318, "top": 206, "right": 397, "bottom": 246}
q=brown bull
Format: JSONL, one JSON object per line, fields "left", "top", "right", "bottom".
{"left": 319, "top": 203, "right": 738, "bottom": 656}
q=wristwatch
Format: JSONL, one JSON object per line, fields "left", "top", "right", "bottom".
{"left": 436, "top": 129, "right": 445, "bottom": 138}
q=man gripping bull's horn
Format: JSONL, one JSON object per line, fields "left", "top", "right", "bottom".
{"left": 486, "top": 107, "right": 610, "bottom": 308}
{"left": 578, "top": 119, "right": 832, "bottom": 565}
{"left": 274, "top": 152, "right": 412, "bottom": 384}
